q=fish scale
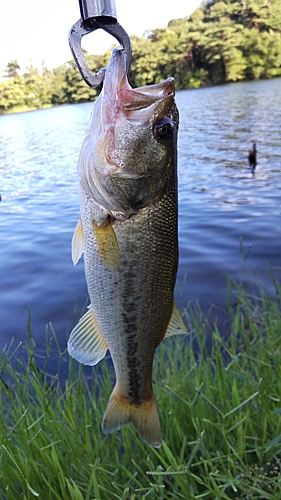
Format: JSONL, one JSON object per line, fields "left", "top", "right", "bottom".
{"left": 68, "top": 48, "right": 188, "bottom": 447}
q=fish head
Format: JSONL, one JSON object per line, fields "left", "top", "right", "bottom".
{"left": 79, "top": 49, "right": 179, "bottom": 218}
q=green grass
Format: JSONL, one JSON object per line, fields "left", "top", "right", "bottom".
{"left": 1, "top": 278, "right": 281, "bottom": 499}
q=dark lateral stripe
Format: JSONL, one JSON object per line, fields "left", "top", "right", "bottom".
{"left": 125, "top": 329, "right": 142, "bottom": 405}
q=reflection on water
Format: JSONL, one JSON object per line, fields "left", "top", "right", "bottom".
{"left": 0, "top": 105, "right": 89, "bottom": 211}
{"left": 176, "top": 77, "right": 281, "bottom": 326}
{"left": 0, "top": 78, "right": 281, "bottom": 354}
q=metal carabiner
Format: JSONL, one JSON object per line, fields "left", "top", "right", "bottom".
{"left": 69, "top": 0, "right": 132, "bottom": 88}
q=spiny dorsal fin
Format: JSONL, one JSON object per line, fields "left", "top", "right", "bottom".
{"left": 72, "top": 218, "right": 84, "bottom": 265}
{"left": 93, "top": 220, "right": 120, "bottom": 271}
{"left": 165, "top": 301, "right": 189, "bottom": 338}
{"left": 67, "top": 308, "right": 108, "bottom": 366}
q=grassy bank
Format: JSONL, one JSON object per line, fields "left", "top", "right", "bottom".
{"left": 1, "top": 279, "right": 281, "bottom": 499}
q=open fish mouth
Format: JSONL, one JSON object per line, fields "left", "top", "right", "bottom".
{"left": 102, "top": 48, "right": 175, "bottom": 117}
{"left": 79, "top": 48, "right": 178, "bottom": 218}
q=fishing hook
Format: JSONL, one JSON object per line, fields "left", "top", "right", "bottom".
{"left": 69, "top": 0, "right": 132, "bottom": 88}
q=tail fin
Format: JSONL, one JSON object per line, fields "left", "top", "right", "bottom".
{"left": 102, "top": 387, "right": 162, "bottom": 448}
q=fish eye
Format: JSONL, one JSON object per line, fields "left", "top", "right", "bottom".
{"left": 153, "top": 117, "right": 174, "bottom": 141}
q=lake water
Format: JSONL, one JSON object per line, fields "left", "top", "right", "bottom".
{"left": 1, "top": 78, "right": 281, "bottom": 363}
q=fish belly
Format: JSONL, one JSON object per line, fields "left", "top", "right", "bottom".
{"left": 82, "top": 184, "right": 178, "bottom": 446}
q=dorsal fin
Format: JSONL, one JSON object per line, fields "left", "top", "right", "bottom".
{"left": 165, "top": 302, "right": 189, "bottom": 338}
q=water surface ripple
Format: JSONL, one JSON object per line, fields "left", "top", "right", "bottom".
{"left": 0, "top": 78, "right": 280, "bottom": 353}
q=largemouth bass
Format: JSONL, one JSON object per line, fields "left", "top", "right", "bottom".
{"left": 68, "top": 48, "right": 188, "bottom": 448}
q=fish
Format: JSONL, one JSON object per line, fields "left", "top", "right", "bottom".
{"left": 67, "top": 48, "right": 188, "bottom": 448}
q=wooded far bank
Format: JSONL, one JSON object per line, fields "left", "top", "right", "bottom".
{"left": 1, "top": 0, "right": 281, "bottom": 114}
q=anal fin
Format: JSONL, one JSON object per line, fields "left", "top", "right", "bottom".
{"left": 67, "top": 308, "right": 108, "bottom": 366}
{"left": 165, "top": 301, "right": 189, "bottom": 338}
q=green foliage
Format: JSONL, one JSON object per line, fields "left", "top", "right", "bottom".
{"left": 0, "top": 53, "right": 100, "bottom": 114}
{"left": 3, "top": 60, "right": 20, "bottom": 79}
{"left": 1, "top": 0, "right": 281, "bottom": 114}
{"left": 0, "top": 77, "right": 26, "bottom": 110}
{"left": 1, "top": 278, "right": 281, "bottom": 498}
{"left": 129, "top": 0, "right": 281, "bottom": 88}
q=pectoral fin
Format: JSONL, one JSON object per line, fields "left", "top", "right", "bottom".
{"left": 67, "top": 308, "right": 108, "bottom": 366}
{"left": 72, "top": 218, "right": 84, "bottom": 265}
{"left": 165, "top": 302, "right": 189, "bottom": 338}
{"left": 93, "top": 220, "right": 120, "bottom": 271}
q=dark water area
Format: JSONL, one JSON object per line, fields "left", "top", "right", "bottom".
{"left": 178, "top": 78, "right": 281, "bottom": 318}
{"left": 1, "top": 78, "right": 281, "bottom": 372}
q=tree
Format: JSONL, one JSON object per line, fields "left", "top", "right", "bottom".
{"left": 3, "top": 60, "right": 20, "bottom": 78}
{"left": 0, "top": 77, "right": 26, "bottom": 111}
{"left": 1, "top": 0, "right": 281, "bottom": 114}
